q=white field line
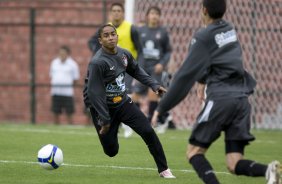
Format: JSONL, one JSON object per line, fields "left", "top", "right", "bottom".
{"left": 0, "top": 159, "right": 231, "bottom": 175}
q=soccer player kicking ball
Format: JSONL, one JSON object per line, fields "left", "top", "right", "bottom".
{"left": 83, "top": 24, "right": 175, "bottom": 179}
{"left": 152, "top": 0, "right": 281, "bottom": 183}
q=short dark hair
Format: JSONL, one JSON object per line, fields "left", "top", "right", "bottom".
{"left": 97, "top": 24, "right": 117, "bottom": 38}
{"left": 110, "top": 2, "right": 124, "bottom": 12}
{"left": 60, "top": 45, "right": 71, "bottom": 54}
{"left": 146, "top": 6, "right": 161, "bottom": 16}
{"left": 203, "top": 0, "right": 226, "bottom": 19}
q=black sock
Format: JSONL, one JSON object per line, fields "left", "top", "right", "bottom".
{"left": 158, "top": 112, "right": 169, "bottom": 125}
{"left": 148, "top": 101, "right": 158, "bottom": 122}
{"left": 234, "top": 159, "right": 267, "bottom": 177}
{"left": 189, "top": 154, "right": 220, "bottom": 184}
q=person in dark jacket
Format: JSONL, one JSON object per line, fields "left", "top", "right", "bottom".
{"left": 87, "top": 2, "right": 143, "bottom": 137}
{"left": 83, "top": 24, "right": 175, "bottom": 179}
{"left": 152, "top": 0, "right": 281, "bottom": 183}
{"left": 131, "top": 6, "right": 173, "bottom": 133}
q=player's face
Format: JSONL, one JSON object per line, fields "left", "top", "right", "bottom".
{"left": 147, "top": 9, "right": 160, "bottom": 25}
{"left": 110, "top": 5, "right": 124, "bottom": 22}
{"left": 59, "top": 49, "right": 68, "bottom": 61}
{"left": 99, "top": 26, "right": 118, "bottom": 50}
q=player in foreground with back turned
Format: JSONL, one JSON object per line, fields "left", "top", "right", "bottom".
{"left": 83, "top": 24, "right": 175, "bottom": 179}
{"left": 152, "top": 0, "right": 281, "bottom": 183}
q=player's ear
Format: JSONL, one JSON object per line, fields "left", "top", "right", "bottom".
{"left": 98, "top": 37, "right": 102, "bottom": 45}
{"left": 202, "top": 6, "right": 208, "bottom": 16}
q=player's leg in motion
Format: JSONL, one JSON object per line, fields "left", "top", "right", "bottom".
{"left": 187, "top": 98, "right": 235, "bottom": 184}
{"left": 226, "top": 141, "right": 281, "bottom": 184}
{"left": 120, "top": 99, "right": 175, "bottom": 178}
{"left": 187, "top": 97, "right": 281, "bottom": 184}
{"left": 188, "top": 144, "right": 220, "bottom": 184}
{"left": 225, "top": 98, "right": 281, "bottom": 184}
{"left": 89, "top": 108, "right": 119, "bottom": 157}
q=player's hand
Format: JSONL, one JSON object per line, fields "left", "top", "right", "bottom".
{"left": 99, "top": 124, "right": 110, "bottom": 135}
{"left": 154, "top": 64, "right": 164, "bottom": 74}
{"left": 197, "top": 83, "right": 206, "bottom": 102}
{"left": 155, "top": 86, "right": 167, "bottom": 97}
{"left": 151, "top": 111, "right": 159, "bottom": 127}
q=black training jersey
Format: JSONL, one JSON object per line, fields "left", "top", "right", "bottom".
{"left": 157, "top": 19, "right": 256, "bottom": 115}
{"left": 83, "top": 47, "right": 160, "bottom": 125}
{"left": 139, "top": 25, "right": 172, "bottom": 69}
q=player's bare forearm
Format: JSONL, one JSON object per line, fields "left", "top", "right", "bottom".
{"left": 197, "top": 83, "right": 206, "bottom": 102}
{"left": 151, "top": 111, "right": 159, "bottom": 127}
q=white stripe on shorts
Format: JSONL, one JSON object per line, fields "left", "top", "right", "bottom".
{"left": 197, "top": 100, "right": 214, "bottom": 123}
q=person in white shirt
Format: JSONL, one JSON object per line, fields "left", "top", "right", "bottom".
{"left": 50, "top": 46, "right": 80, "bottom": 124}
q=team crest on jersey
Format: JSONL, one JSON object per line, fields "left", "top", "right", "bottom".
{"left": 121, "top": 54, "right": 128, "bottom": 67}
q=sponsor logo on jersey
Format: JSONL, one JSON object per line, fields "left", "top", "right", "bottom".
{"left": 143, "top": 40, "right": 160, "bottom": 59}
{"left": 106, "top": 73, "right": 126, "bottom": 93}
{"left": 112, "top": 96, "right": 122, "bottom": 103}
{"left": 215, "top": 29, "right": 237, "bottom": 48}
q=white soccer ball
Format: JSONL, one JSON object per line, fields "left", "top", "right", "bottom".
{"left": 37, "top": 144, "right": 63, "bottom": 170}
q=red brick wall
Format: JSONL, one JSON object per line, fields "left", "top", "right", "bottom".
{"left": 0, "top": 0, "right": 123, "bottom": 124}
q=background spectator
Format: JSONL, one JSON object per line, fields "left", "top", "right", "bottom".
{"left": 50, "top": 45, "right": 80, "bottom": 124}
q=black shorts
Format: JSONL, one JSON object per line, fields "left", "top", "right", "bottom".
{"left": 132, "top": 68, "right": 162, "bottom": 95}
{"left": 189, "top": 97, "right": 255, "bottom": 148}
{"left": 51, "top": 95, "right": 74, "bottom": 114}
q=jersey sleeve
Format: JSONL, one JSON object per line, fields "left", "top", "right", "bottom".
{"left": 159, "top": 28, "right": 172, "bottom": 68}
{"left": 125, "top": 52, "right": 160, "bottom": 91}
{"left": 157, "top": 37, "right": 210, "bottom": 115}
{"left": 130, "top": 25, "right": 143, "bottom": 57}
{"left": 88, "top": 31, "right": 101, "bottom": 54}
{"left": 87, "top": 62, "right": 111, "bottom": 125}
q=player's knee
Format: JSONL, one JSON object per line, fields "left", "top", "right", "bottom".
{"left": 140, "top": 127, "right": 157, "bottom": 143}
{"left": 186, "top": 151, "right": 191, "bottom": 160}
{"left": 186, "top": 145, "right": 205, "bottom": 160}
{"left": 186, "top": 150, "right": 197, "bottom": 161}
{"left": 104, "top": 145, "right": 119, "bottom": 157}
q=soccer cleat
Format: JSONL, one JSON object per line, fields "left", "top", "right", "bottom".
{"left": 266, "top": 160, "right": 281, "bottom": 184}
{"left": 122, "top": 124, "right": 133, "bottom": 138}
{"left": 159, "top": 168, "right": 176, "bottom": 179}
{"left": 155, "top": 114, "right": 172, "bottom": 134}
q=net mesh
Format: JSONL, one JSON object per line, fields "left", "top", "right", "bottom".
{"left": 134, "top": 0, "right": 282, "bottom": 129}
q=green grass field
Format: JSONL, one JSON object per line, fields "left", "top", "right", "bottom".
{"left": 0, "top": 123, "right": 281, "bottom": 184}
